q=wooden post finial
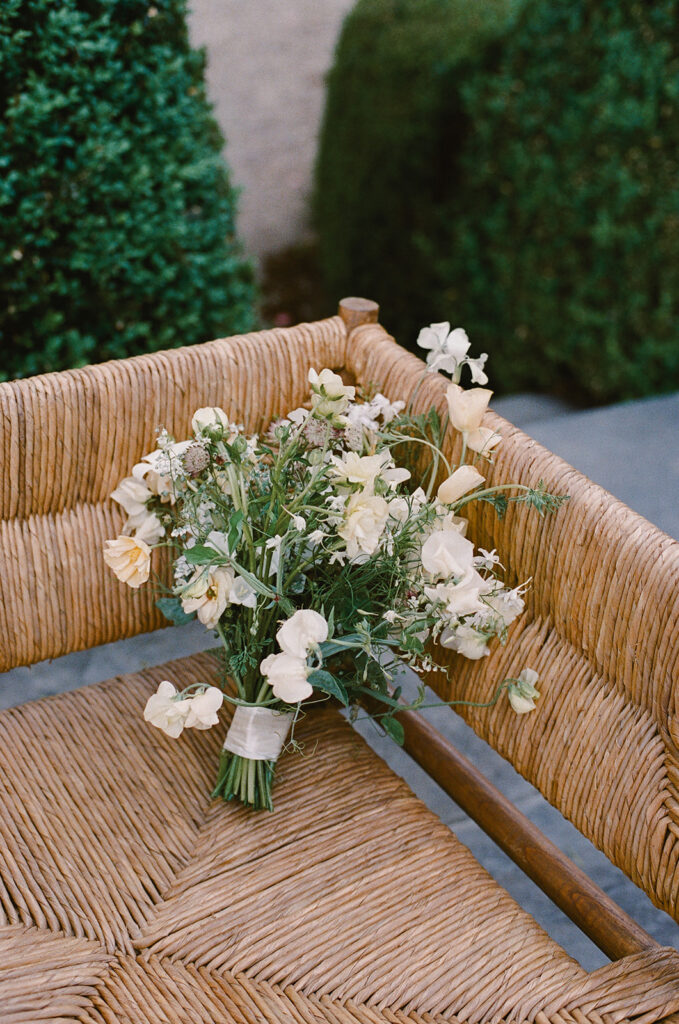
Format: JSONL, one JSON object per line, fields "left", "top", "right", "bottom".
{"left": 338, "top": 297, "right": 379, "bottom": 334}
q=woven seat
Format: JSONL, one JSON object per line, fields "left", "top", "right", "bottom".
{"left": 2, "top": 653, "right": 679, "bottom": 1023}
{"left": 2, "top": 303, "right": 679, "bottom": 1020}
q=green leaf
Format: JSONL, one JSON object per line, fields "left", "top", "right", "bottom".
{"left": 183, "top": 544, "right": 224, "bottom": 565}
{"left": 156, "top": 597, "right": 195, "bottom": 625}
{"left": 382, "top": 716, "right": 405, "bottom": 746}
{"left": 308, "top": 669, "right": 349, "bottom": 705}
{"left": 227, "top": 509, "right": 244, "bottom": 552}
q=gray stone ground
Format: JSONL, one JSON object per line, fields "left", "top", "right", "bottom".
{"left": 2, "top": 391, "right": 678, "bottom": 970}
{"left": 188, "top": 0, "right": 354, "bottom": 261}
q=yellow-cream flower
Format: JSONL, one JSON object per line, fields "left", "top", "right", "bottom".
{"left": 437, "top": 466, "right": 485, "bottom": 505}
{"left": 103, "top": 535, "right": 152, "bottom": 588}
{"left": 446, "top": 383, "right": 493, "bottom": 434}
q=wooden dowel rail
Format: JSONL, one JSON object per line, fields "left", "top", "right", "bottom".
{"left": 386, "top": 705, "right": 660, "bottom": 962}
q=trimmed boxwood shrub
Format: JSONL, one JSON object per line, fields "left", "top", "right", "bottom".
{"left": 315, "top": 0, "right": 679, "bottom": 402}
{"left": 1, "top": 0, "right": 256, "bottom": 381}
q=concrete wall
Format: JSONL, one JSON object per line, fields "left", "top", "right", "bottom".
{"left": 188, "top": 0, "right": 354, "bottom": 264}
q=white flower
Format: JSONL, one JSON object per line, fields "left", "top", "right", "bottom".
{"left": 103, "top": 535, "right": 152, "bottom": 588}
{"left": 266, "top": 534, "right": 283, "bottom": 576}
{"left": 476, "top": 547, "right": 501, "bottom": 569}
{"left": 370, "top": 393, "right": 405, "bottom": 424}
{"left": 191, "top": 406, "right": 230, "bottom": 435}
{"left": 437, "top": 466, "right": 485, "bottom": 505}
{"left": 382, "top": 465, "right": 411, "bottom": 488}
{"left": 181, "top": 566, "right": 234, "bottom": 628}
{"left": 184, "top": 686, "right": 223, "bottom": 729}
{"left": 133, "top": 511, "right": 165, "bottom": 545}
{"left": 277, "top": 609, "right": 329, "bottom": 659}
{"left": 440, "top": 624, "right": 490, "bottom": 660}
{"left": 417, "top": 322, "right": 471, "bottom": 375}
{"left": 308, "top": 368, "right": 355, "bottom": 417}
{"left": 291, "top": 514, "right": 306, "bottom": 532}
{"left": 508, "top": 668, "right": 540, "bottom": 714}
{"left": 143, "top": 680, "right": 192, "bottom": 738}
{"left": 421, "top": 529, "right": 475, "bottom": 579}
{"left": 466, "top": 426, "right": 502, "bottom": 455}
{"left": 388, "top": 496, "right": 410, "bottom": 522}
{"left": 446, "top": 383, "right": 493, "bottom": 434}
{"left": 228, "top": 575, "right": 258, "bottom": 608}
{"left": 307, "top": 529, "right": 326, "bottom": 546}
{"left": 110, "top": 475, "right": 155, "bottom": 533}
{"left": 466, "top": 353, "right": 489, "bottom": 385}
{"left": 484, "top": 585, "right": 525, "bottom": 628}
{"left": 425, "top": 569, "right": 489, "bottom": 619}
{"left": 338, "top": 491, "right": 389, "bottom": 560}
{"left": 260, "top": 652, "right": 313, "bottom": 703}
{"left": 329, "top": 450, "right": 389, "bottom": 490}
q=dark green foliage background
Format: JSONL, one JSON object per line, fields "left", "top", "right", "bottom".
{"left": 315, "top": 0, "right": 679, "bottom": 402}
{"left": 0, "top": 0, "right": 256, "bottom": 381}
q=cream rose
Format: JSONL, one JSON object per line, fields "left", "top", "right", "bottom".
{"left": 338, "top": 491, "right": 389, "bottom": 560}
{"left": 191, "top": 406, "right": 230, "bottom": 435}
{"left": 103, "top": 535, "right": 152, "bottom": 588}
{"left": 446, "top": 383, "right": 493, "bottom": 434}
{"left": 437, "top": 466, "right": 485, "bottom": 505}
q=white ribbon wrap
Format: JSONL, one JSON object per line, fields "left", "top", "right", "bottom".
{"left": 222, "top": 705, "right": 294, "bottom": 761}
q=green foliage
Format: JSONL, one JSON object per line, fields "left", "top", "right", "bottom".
{"left": 315, "top": 0, "right": 679, "bottom": 402}
{"left": 0, "top": 0, "right": 256, "bottom": 381}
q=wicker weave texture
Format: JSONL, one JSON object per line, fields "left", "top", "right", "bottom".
{"left": 0, "top": 317, "right": 347, "bottom": 670}
{"left": 1, "top": 654, "right": 678, "bottom": 1023}
{"left": 346, "top": 323, "right": 679, "bottom": 925}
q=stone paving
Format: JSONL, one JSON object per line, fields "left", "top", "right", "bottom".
{"left": 2, "top": 391, "right": 678, "bottom": 969}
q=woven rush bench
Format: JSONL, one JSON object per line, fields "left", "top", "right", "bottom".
{"left": 1, "top": 299, "right": 679, "bottom": 1022}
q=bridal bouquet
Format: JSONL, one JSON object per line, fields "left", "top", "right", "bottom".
{"left": 104, "top": 323, "right": 564, "bottom": 810}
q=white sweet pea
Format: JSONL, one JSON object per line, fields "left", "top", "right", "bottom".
{"left": 277, "top": 609, "right": 328, "bottom": 659}
{"left": 181, "top": 566, "right": 234, "bottom": 628}
{"left": 110, "top": 475, "right": 155, "bottom": 533}
{"left": 184, "top": 686, "right": 223, "bottom": 729}
{"left": 260, "top": 652, "right": 313, "bottom": 703}
{"left": 192, "top": 406, "right": 230, "bottom": 435}
{"left": 291, "top": 514, "right": 306, "bottom": 532}
{"left": 417, "top": 322, "right": 471, "bottom": 375}
{"left": 508, "top": 668, "right": 540, "bottom": 714}
{"left": 266, "top": 534, "right": 283, "bottom": 576}
{"left": 484, "top": 585, "right": 525, "bottom": 628}
{"left": 388, "top": 496, "right": 410, "bottom": 522}
{"left": 370, "top": 393, "right": 405, "bottom": 424}
{"left": 382, "top": 465, "right": 411, "bottom": 488}
{"left": 421, "top": 529, "right": 475, "bottom": 579}
{"left": 466, "top": 353, "right": 489, "bottom": 385}
{"left": 309, "top": 368, "right": 355, "bottom": 417}
{"left": 228, "top": 574, "right": 258, "bottom": 608}
{"left": 103, "top": 534, "right": 152, "bottom": 588}
{"left": 440, "top": 624, "right": 490, "bottom": 660}
{"left": 143, "top": 680, "right": 192, "bottom": 738}
{"left": 338, "top": 492, "right": 389, "bottom": 560}
{"left": 437, "top": 466, "right": 485, "bottom": 505}
{"left": 446, "top": 383, "right": 493, "bottom": 434}
{"left": 467, "top": 425, "right": 502, "bottom": 455}
{"left": 133, "top": 512, "right": 165, "bottom": 545}
{"left": 425, "top": 569, "right": 489, "bottom": 619}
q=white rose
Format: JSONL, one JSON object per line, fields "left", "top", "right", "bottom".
{"left": 277, "top": 609, "right": 329, "bottom": 659}
{"left": 181, "top": 566, "right": 234, "bottom": 628}
{"left": 440, "top": 624, "right": 490, "bottom": 660}
{"left": 508, "top": 668, "right": 540, "bottom": 714}
{"left": 421, "top": 529, "right": 475, "bottom": 579}
{"left": 338, "top": 492, "right": 389, "bottom": 560}
{"left": 467, "top": 426, "right": 502, "bottom": 455}
{"left": 260, "top": 652, "right": 313, "bottom": 703}
{"left": 446, "top": 383, "right": 493, "bottom": 434}
{"left": 143, "top": 680, "right": 191, "bottom": 738}
{"left": 184, "top": 686, "right": 223, "bottom": 730}
{"left": 103, "top": 534, "right": 152, "bottom": 588}
{"left": 437, "top": 466, "right": 485, "bottom": 505}
{"left": 191, "top": 406, "right": 230, "bottom": 435}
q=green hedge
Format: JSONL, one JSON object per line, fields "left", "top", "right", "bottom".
{"left": 1, "top": 0, "right": 256, "bottom": 381}
{"left": 315, "top": 0, "right": 679, "bottom": 402}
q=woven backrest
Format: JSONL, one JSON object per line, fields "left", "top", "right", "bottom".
{"left": 347, "top": 322, "right": 679, "bottom": 923}
{"left": 0, "top": 317, "right": 347, "bottom": 670}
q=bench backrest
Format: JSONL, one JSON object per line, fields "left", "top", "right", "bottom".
{"left": 2, "top": 310, "right": 678, "bottom": 925}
